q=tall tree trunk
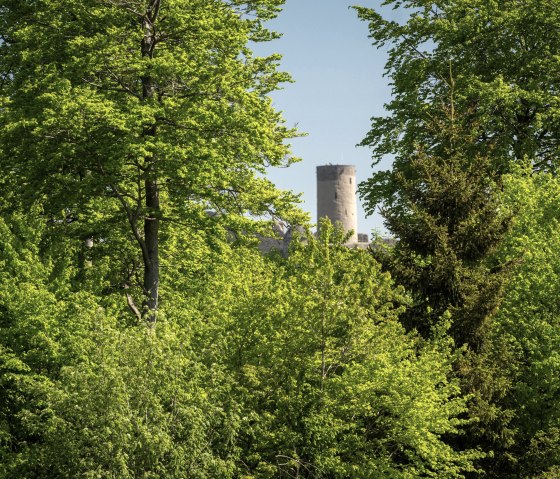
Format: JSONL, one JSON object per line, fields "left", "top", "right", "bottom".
{"left": 140, "top": 0, "right": 161, "bottom": 322}
{"left": 143, "top": 176, "right": 159, "bottom": 321}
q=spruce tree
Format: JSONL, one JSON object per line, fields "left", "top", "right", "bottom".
{"left": 363, "top": 95, "right": 515, "bottom": 474}
{"left": 371, "top": 102, "right": 510, "bottom": 349}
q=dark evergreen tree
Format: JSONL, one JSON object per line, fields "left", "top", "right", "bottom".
{"left": 364, "top": 97, "right": 515, "bottom": 475}
{"left": 371, "top": 102, "right": 510, "bottom": 349}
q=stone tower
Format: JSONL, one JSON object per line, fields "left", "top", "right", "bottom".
{"left": 316, "top": 165, "right": 358, "bottom": 243}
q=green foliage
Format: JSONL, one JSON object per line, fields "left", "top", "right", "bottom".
{"left": 8, "top": 2, "right": 558, "bottom": 477}
{"left": 0, "top": 0, "right": 306, "bottom": 316}
{"left": 0, "top": 214, "right": 241, "bottom": 478}
{"left": 354, "top": 0, "right": 518, "bottom": 347}
{"left": 354, "top": 3, "right": 530, "bottom": 474}
{"left": 362, "top": 93, "right": 510, "bottom": 348}
{"left": 359, "top": 108, "right": 514, "bottom": 474}
{"left": 194, "top": 222, "right": 481, "bottom": 478}
{"left": 0, "top": 217, "right": 480, "bottom": 478}
{"left": 355, "top": 0, "right": 560, "bottom": 212}
{"left": 487, "top": 169, "right": 560, "bottom": 478}
{"left": 354, "top": 3, "right": 560, "bottom": 464}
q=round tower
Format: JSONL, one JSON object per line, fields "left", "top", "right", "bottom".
{"left": 316, "top": 165, "right": 358, "bottom": 243}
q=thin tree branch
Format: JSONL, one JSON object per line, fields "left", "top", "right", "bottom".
{"left": 126, "top": 291, "right": 142, "bottom": 321}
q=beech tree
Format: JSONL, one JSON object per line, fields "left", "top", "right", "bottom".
{"left": 355, "top": 0, "right": 560, "bottom": 204}
{"left": 0, "top": 0, "right": 303, "bottom": 321}
{"left": 194, "top": 221, "right": 481, "bottom": 478}
{"left": 0, "top": 209, "right": 483, "bottom": 477}
{"left": 493, "top": 169, "right": 560, "bottom": 478}
{"left": 0, "top": 211, "right": 245, "bottom": 477}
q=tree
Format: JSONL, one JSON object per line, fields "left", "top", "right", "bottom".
{"left": 353, "top": 2, "right": 533, "bottom": 474}
{"left": 0, "top": 0, "right": 304, "bottom": 322}
{"left": 198, "top": 222, "right": 481, "bottom": 478}
{"left": 489, "top": 168, "right": 560, "bottom": 478}
{"left": 355, "top": 0, "right": 560, "bottom": 205}
{"left": 0, "top": 214, "right": 480, "bottom": 478}
{"left": 366, "top": 99, "right": 511, "bottom": 349}
{"left": 362, "top": 99, "right": 515, "bottom": 475}
{"left": 0, "top": 211, "right": 244, "bottom": 478}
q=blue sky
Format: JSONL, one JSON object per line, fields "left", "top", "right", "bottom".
{"left": 256, "top": 0, "right": 400, "bottom": 236}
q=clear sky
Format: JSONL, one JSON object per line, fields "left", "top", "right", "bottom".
{"left": 256, "top": 0, "right": 399, "bottom": 236}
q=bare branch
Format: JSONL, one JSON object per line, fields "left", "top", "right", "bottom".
{"left": 126, "top": 291, "right": 142, "bottom": 321}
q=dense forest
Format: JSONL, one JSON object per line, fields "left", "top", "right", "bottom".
{"left": 1, "top": 0, "right": 560, "bottom": 477}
